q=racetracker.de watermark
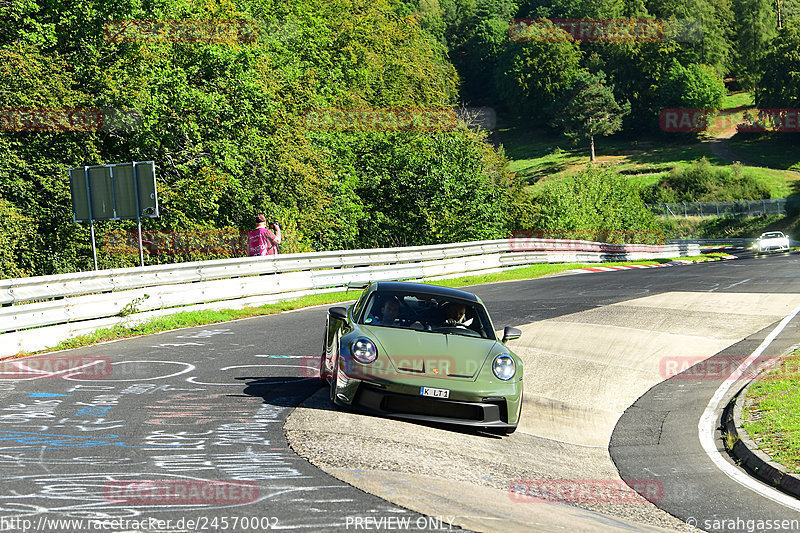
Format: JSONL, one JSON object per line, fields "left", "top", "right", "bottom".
{"left": 104, "top": 229, "right": 245, "bottom": 256}
{"left": 509, "top": 479, "right": 663, "bottom": 503}
{"left": 509, "top": 18, "right": 663, "bottom": 42}
{"left": 0, "top": 356, "right": 112, "bottom": 380}
{"left": 736, "top": 108, "right": 800, "bottom": 132}
{"left": 509, "top": 229, "right": 664, "bottom": 249}
{"left": 0, "top": 515, "right": 279, "bottom": 532}
{"left": 1, "top": 108, "right": 142, "bottom": 133}
{"left": 660, "top": 356, "right": 800, "bottom": 381}
{"left": 509, "top": 17, "right": 701, "bottom": 42}
{"left": 660, "top": 108, "right": 800, "bottom": 133}
{"left": 304, "top": 355, "right": 467, "bottom": 381}
{"left": 303, "top": 107, "right": 459, "bottom": 132}
{"left": 1, "top": 108, "right": 102, "bottom": 132}
{"left": 104, "top": 19, "right": 259, "bottom": 44}
{"left": 104, "top": 480, "right": 259, "bottom": 505}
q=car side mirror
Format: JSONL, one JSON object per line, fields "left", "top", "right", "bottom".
{"left": 329, "top": 307, "right": 348, "bottom": 320}
{"left": 502, "top": 326, "right": 521, "bottom": 343}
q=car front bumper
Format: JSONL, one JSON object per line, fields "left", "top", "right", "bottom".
{"left": 757, "top": 242, "right": 790, "bottom": 253}
{"left": 331, "top": 370, "right": 523, "bottom": 429}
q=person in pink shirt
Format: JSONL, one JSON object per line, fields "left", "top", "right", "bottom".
{"left": 247, "top": 214, "right": 282, "bottom": 256}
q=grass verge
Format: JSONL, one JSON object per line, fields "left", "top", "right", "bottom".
{"left": 720, "top": 91, "right": 754, "bottom": 110}
{"left": 742, "top": 349, "right": 800, "bottom": 473}
{"left": 729, "top": 133, "right": 800, "bottom": 172}
{"left": 661, "top": 212, "right": 800, "bottom": 240}
{"left": 492, "top": 125, "right": 800, "bottom": 197}
{"left": 8, "top": 257, "right": 711, "bottom": 358}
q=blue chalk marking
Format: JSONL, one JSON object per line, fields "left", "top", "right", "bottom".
{"left": 0, "top": 431, "right": 180, "bottom": 449}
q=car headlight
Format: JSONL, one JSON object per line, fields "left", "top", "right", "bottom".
{"left": 352, "top": 338, "right": 378, "bottom": 364}
{"left": 492, "top": 354, "right": 515, "bottom": 381}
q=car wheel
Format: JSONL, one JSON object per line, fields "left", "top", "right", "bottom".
{"left": 319, "top": 340, "right": 329, "bottom": 381}
{"left": 329, "top": 354, "right": 339, "bottom": 404}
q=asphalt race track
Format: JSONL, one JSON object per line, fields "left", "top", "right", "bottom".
{"left": 1, "top": 249, "right": 799, "bottom": 532}
{"left": 611, "top": 255, "right": 800, "bottom": 533}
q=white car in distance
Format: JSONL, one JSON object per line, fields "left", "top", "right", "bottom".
{"left": 754, "top": 231, "right": 791, "bottom": 254}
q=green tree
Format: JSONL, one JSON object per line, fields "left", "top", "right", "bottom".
{"left": 0, "top": 0, "right": 504, "bottom": 277}
{"left": 548, "top": 71, "right": 630, "bottom": 161}
{"left": 518, "top": 0, "right": 627, "bottom": 17}
{"left": 313, "top": 127, "right": 513, "bottom": 247}
{"left": 657, "top": 60, "right": 726, "bottom": 108}
{"left": 449, "top": 1, "right": 519, "bottom": 105}
{"left": 781, "top": 0, "right": 800, "bottom": 26}
{"left": 756, "top": 24, "right": 800, "bottom": 107}
{"left": 495, "top": 39, "right": 584, "bottom": 119}
{"left": 645, "top": 0, "right": 734, "bottom": 76}
{"left": 0, "top": 197, "right": 35, "bottom": 279}
{"left": 732, "top": 0, "right": 778, "bottom": 89}
{"left": 598, "top": 38, "right": 688, "bottom": 131}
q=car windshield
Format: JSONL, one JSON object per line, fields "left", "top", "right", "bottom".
{"left": 357, "top": 290, "right": 495, "bottom": 340}
{"left": 762, "top": 232, "right": 785, "bottom": 239}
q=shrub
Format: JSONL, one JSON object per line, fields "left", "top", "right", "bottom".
{"left": 527, "top": 165, "right": 662, "bottom": 242}
{"left": 657, "top": 61, "right": 726, "bottom": 110}
{"left": 642, "top": 158, "right": 772, "bottom": 203}
{"left": 0, "top": 197, "right": 34, "bottom": 279}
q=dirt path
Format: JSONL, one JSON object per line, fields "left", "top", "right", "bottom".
{"left": 702, "top": 109, "right": 799, "bottom": 175}
{"left": 701, "top": 109, "right": 763, "bottom": 166}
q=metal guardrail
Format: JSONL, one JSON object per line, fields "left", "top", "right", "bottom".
{"left": 670, "top": 238, "right": 800, "bottom": 247}
{"left": 0, "top": 238, "right": 698, "bottom": 356}
{"left": 649, "top": 198, "right": 800, "bottom": 218}
{"left": 668, "top": 238, "right": 755, "bottom": 246}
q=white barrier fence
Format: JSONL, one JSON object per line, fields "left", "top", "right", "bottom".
{"left": 0, "top": 238, "right": 698, "bottom": 356}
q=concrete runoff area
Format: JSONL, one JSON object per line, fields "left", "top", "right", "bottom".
{"left": 284, "top": 292, "right": 800, "bottom": 532}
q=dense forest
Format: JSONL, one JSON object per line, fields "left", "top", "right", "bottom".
{"left": 1, "top": 0, "right": 798, "bottom": 277}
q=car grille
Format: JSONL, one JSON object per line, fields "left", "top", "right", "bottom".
{"left": 382, "top": 395, "right": 483, "bottom": 420}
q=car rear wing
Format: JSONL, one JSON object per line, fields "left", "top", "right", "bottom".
{"left": 346, "top": 282, "right": 369, "bottom": 292}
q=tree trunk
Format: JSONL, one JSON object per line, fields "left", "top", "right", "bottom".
{"left": 590, "top": 135, "right": 596, "bottom": 162}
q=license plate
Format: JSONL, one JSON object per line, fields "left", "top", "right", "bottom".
{"left": 420, "top": 387, "right": 449, "bottom": 399}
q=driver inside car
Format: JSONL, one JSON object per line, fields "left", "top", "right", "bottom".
{"left": 375, "top": 297, "right": 400, "bottom": 325}
{"left": 441, "top": 302, "right": 473, "bottom": 328}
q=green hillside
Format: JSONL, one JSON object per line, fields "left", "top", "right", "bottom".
{"left": 2, "top": 0, "right": 800, "bottom": 278}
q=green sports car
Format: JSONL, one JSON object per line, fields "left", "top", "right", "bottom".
{"left": 320, "top": 281, "right": 523, "bottom": 434}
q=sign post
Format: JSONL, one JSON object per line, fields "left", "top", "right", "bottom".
{"left": 82, "top": 167, "right": 98, "bottom": 270}
{"left": 68, "top": 161, "right": 159, "bottom": 269}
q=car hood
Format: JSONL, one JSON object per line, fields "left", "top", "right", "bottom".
{"left": 361, "top": 325, "right": 497, "bottom": 380}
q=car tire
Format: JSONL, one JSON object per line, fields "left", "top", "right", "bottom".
{"left": 319, "top": 341, "right": 329, "bottom": 381}
{"left": 329, "top": 354, "right": 339, "bottom": 404}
